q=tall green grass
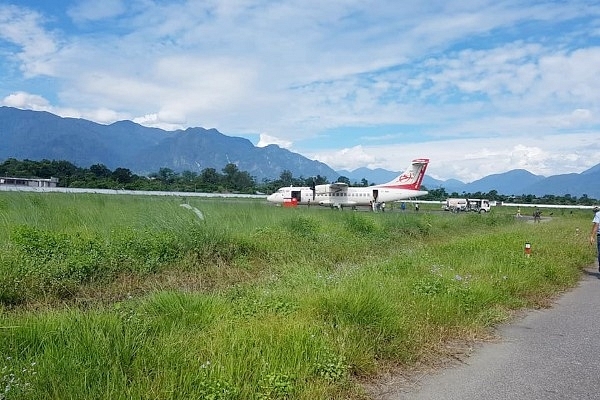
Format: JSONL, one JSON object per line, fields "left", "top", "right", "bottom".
{"left": 0, "top": 193, "right": 596, "bottom": 399}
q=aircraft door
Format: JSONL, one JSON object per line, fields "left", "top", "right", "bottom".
{"left": 291, "top": 190, "right": 302, "bottom": 202}
{"left": 372, "top": 189, "right": 379, "bottom": 201}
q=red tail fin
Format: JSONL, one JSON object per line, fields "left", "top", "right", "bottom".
{"left": 379, "top": 158, "right": 429, "bottom": 189}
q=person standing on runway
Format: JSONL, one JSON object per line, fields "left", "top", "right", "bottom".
{"left": 591, "top": 206, "right": 600, "bottom": 271}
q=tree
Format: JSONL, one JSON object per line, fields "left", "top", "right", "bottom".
{"left": 314, "top": 175, "right": 328, "bottom": 185}
{"left": 279, "top": 170, "right": 293, "bottom": 186}
{"left": 220, "top": 163, "right": 255, "bottom": 192}
{"left": 155, "top": 168, "right": 177, "bottom": 184}
{"left": 336, "top": 176, "right": 351, "bottom": 185}
{"left": 200, "top": 168, "right": 222, "bottom": 187}
{"left": 180, "top": 170, "right": 197, "bottom": 182}
{"left": 424, "top": 187, "right": 448, "bottom": 201}
{"left": 36, "top": 160, "right": 55, "bottom": 178}
{"left": 231, "top": 170, "right": 255, "bottom": 193}
{"left": 112, "top": 168, "right": 134, "bottom": 184}
{"left": 222, "top": 164, "right": 237, "bottom": 185}
{"left": 486, "top": 190, "right": 499, "bottom": 201}
{"left": 90, "top": 164, "right": 112, "bottom": 179}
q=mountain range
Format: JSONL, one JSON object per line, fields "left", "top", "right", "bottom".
{"left": 1, "top": 106, "right": 599, "bottom": 199}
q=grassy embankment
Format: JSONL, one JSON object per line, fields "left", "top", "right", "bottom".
{"left": 0, "top": 193, "right": 595, "bottom": 399}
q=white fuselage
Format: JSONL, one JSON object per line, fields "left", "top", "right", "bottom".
{"left": 266, "top": 185, "right": 428, "bottom": 207}
{"left": 267, "top": 157, "right": 430, "bottom": 208}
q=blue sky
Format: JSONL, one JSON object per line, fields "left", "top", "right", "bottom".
{"left": 1, "top": 0, "right": 599, "bottom": 182}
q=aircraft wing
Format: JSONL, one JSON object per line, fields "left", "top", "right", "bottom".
{"left": 330, "top": 182, "right": 349, "bottom": 190}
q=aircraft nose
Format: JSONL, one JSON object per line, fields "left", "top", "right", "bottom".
{"left": 267, "top": 193, "right": 277, "bottom": 202}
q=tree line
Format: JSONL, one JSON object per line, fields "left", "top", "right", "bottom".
{"left": 424, "top": 187, "right": 598, "bottom": 206}
{"left": 0, "top": 158, "right": 348, "bottom": 195}
{"left": 0, "top": 158, "right": 597, "bottom": 204}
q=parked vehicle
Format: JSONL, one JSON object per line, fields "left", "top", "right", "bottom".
{"left": 466, "top": 198, "right": 491, "bottom": 213}
{"left": 443, "top": 198, "right": 468, "bottom": 212}
{"left": 443, "top": 198, "right": 491, "bottom": 213}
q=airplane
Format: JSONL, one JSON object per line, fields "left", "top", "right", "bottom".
{"left": 266, "top": 158, "right": 429, "bottom": 209}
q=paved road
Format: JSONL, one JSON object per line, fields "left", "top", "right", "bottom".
{"left": 373, "top": 267, "right": 600, "bottom": 400}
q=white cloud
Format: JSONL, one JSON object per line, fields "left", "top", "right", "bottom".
{"left": 307, "top": 133, "right": 600, "bottom": 182}
{"left": 67, "top": 0, "right": 127, "bottom": 22}
{"left": 3, "top": 91, "right": 50, "bottom": 110}
{"left": 309, "top": 146, "right": 379, "bottom": 171}
{"left": 132, "top": 111, "right": 187, "bottom": 131}
{"left": 2, "top": 91, "right": 134, "bottom": 125}
{"left": 0, "top": 5, "right": 59, "bottom": 76}
{"left": 257, "top": 134, "right": 293, "bottom": 149}
{"left": 84, "top": 108, "right": 129, "bottom": 124}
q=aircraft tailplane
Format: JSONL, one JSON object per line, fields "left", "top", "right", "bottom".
{"left": 379, "top": 158, "right": 429, "bottom": 190}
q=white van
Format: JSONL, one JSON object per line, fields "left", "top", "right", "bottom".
{"left": 467, "top": 199, "right": 491, "bottom": 213}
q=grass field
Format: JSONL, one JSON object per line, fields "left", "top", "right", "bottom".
{"left": 0, "top": 192, "right": 596, "bottom": 399}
